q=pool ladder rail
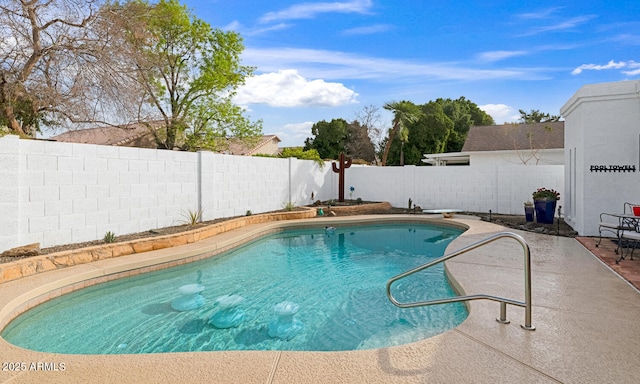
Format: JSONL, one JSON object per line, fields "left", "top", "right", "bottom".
{"left": 386, "top": 232, "right": 535, "bottom": 331}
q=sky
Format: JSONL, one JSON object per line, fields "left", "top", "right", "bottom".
{"left": 182, "top": 0, "right": 640, "bottom": 147}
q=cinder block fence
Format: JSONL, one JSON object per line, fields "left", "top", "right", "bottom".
{"left": 0, "top": 135, "right": 563, "bottom": 253}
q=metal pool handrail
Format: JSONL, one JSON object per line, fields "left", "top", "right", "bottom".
{"left": 386, "top": 232, "right": 535, "bottom": 330}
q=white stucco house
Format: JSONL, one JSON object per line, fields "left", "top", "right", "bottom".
{"left": 422, "top": 121, "right": 565, "bottom": 167}
{"left": 560, "top": 80, "right": 640, "bottom": 236}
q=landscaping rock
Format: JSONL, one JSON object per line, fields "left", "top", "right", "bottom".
{"left": 2, "top": 243, "right": 41, "bottom": 258}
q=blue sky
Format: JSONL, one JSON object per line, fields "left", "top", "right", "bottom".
{"left": 182, "top": 0, "right": 640, "bottom": 147}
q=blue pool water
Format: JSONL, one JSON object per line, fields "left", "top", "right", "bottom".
{"left": 2, "top": 223, "right": 467, "bottom": 354}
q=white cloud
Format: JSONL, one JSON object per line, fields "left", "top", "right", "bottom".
{"left": 517, "top": 7, "right": 564, "bottom": 20}
{"left": 275, "top": 121, "right": 315, "bottom": 145}
{"left": 284, "top": 121, "right": 315, "bottom": 134}
{"left": 521, "top": 15, "right": 597, "bottom": 36}
{"left": 479, "top": 104, "right": 520, "bottom": 124}
{"left": 234, "top": 69, "right": 359, "bottom": 107}
{"left": 342, "top": 24, "right": 393, "bottom": 36}
{"left": 221, "top": 20, "right": 241, "bottom": 31}
{"left": 623, "top": 68, "right": 640, "bottom": 76}
{"left": 259, "top": 0, "right": 372, "bottom": 23}
{"left": 477, "top": 50, "right": 528, "bottom": 63}
{"left": 571, "top": 59, "right": 638, "bottom": 75}
{"left": 241, "top": 47, "right": 547, "bottom": 83}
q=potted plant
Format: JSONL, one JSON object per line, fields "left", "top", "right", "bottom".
{"left": 532, "top": 187, "right": 560, "bottom": 224}
{"left": 524, "top": 201, "right": 534, "bottom": 222}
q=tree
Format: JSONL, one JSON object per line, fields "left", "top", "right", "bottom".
{"left": 279, "top": 147, "right": 324, "bottom": 167}
{"left": 387, "top": 103, "right": 454, "bottom": 165}
{"left": 383, "top": 97, "right": 492, "bottom": 166}
{"left": 518, "top": 109, "right": 560, "bottom": 123}
{"left": 353, "top": 104, "right": 384, "bottom": 162}
{"left": 397, "top": 126, "right": 409, "bottom": 166}
{"left": 380, "top": 101, "right": 422, "bottom": 166}
{"left": 345, "top": 120, "right": 376, "bottom": 163}
{"left": 0, "top": 0, "right": 117, "bottom": 136}
{"left": 304, "top": 118, "right": 348, "bottom": 159}
{"left": 436, "top": 97, "right": 494, "bottom": 152}
{"left": 105, "top": 0, "right": 260, "bottom": 150}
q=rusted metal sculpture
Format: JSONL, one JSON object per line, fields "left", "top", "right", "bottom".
{"left": 332, "top": 152, "right": 352, "bottom": 202}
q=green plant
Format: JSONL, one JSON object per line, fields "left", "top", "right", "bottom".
{"left": 328, "top": 199, "right": 336, "bottom": 206}
{"left": 282, "top": 201, "right": 295, "bottom": 211}
{"left": 356, "top": 197, "right": 363, "bottom": 204}
{"left": 181, "top": 208, "right": 203, "bottom": 225}
{"left": 103, "top": 231, "right": 116, "bottom": 243}
{"left": 524, "top": 200, "right": 534, "bottom": 207}
{"left": 532, "top": 188, "right": 560, "bottom": 201}
{"left": 246, "top": 210, "right": 252, "bottom": 216}
{"left": 278, "top": 147, "right": 325, "bottom": 168}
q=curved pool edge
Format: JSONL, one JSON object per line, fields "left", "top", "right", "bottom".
{"left": 1, "top": 214, "right": 516, "bottom": 383}
{"left": 0, "top": 215, "right": 474, "bottom": 333}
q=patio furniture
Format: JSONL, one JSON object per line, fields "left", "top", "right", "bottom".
{"left": 619, "top": 229, "right": 640, "bottom": 263}
{"left": 596, "top": 203, "right": 640, "bottom": 254}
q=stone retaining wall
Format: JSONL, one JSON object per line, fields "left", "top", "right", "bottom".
{"left": 0, "top": 208, "right": 316, "bottom": 284}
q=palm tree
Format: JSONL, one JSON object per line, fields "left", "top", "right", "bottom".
{"left": 380, "top": 101, "right": 421, "bottom": 166}
{"left": 398, "top": 125, "right": 409, "bottom": 166}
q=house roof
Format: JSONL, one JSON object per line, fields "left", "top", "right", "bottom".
{"left": 52, "top": 123, "right": 280, "bottom": 155}
{"left": 461, "top": 121, "right": 564, "bottom": 152}
{"left": 226, "top": 135, "right": 281, "bottom": 156}
{"left": 51, "top": 122, "right": 162, "bottom": 148}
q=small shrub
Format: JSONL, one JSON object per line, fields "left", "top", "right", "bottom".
{"left": 246, "top": 210, "right": 252, "bottom": 216}
{"left": 181, "top": 208, "right": 203, "bottom": 225}
{"left": 328, "top": 199, "right": 336, "bottom": 206}
{"left": 282, "top": 201, "right": 295, "bottom": 211}
{"left": 356, "top": 197, "right": 363, "bottom": 204}
{"left": 103, "top": 231, "right": 116, "bottom": 243}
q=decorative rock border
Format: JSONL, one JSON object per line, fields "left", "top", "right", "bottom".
{"left": 324, "top": 201, "right": 392, "bottom": 214}
{"left": 0, "top": 208, "right": 317, "bottom": 285}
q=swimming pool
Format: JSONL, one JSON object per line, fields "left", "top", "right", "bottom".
{"left": 2, "top": 223, "right": 467, "bottom": 354}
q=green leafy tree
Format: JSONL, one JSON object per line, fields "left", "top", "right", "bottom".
{"left": 304, "top": 118, "right": 348, "bottom": 159}
{"left": 518, "top": 109, "right": 560, "bottom": 123}
{"left": 108, "top": 0, "right": 260, "bottom": 150}
{"left": 387, "top": 103, "right": 454, "bottom": 165}
{"left": 436, "top": 97, "right": 494, "bottom": 152}
{"left": 279, "top": 147, "right": 324, "bottom": 167}
{"left": 384, "top": 97, "right": 492, "bottom": 166}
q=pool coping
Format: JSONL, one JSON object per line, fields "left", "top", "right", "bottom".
{"left": 2, "top": 215, "right": 640, "bottom": 383}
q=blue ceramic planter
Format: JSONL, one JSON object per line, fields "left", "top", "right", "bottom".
{"left": 524, "top": 206, "right": 534, "bottom": 222}
{"left": 534, "top": 200, "right": 556, "bottom": 224}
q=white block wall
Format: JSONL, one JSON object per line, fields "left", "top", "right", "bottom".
{"left": 0, "top": 135, "right": 565, "bottom": 253}
{"left": 0, "top": 136, "right": 19, "bottom": 254}
{"left": 345, "top": 165, "right": 563, "bottom": 214}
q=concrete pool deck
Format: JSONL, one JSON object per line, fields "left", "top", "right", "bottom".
{"left": 1, "top": 215, "right": 639, "bottom": 383}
